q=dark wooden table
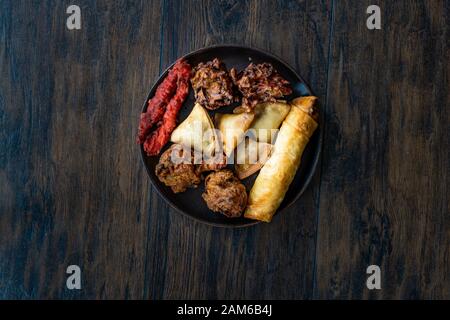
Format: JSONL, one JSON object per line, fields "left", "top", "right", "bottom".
{"left": 0, "top": 0, "right": 448, "bottom": 299}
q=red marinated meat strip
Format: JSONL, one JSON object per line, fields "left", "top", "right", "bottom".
{"left": 143, "top": 61, "right": 191, "bottom": 156}
{"left": 137, "top": 60, "right": 190, "bottom": 144}
{"left": 143, "top": 79, "right": 189, "bottom": 156}
{"left": 137, "top": 69, "right": 177, "bottom": 143}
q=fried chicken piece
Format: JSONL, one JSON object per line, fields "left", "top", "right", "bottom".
{"left": 155, "top": 144, "right": 201, "bottom": 193}
{"left": 202, "top": 170, "right": 247, "bottom": 218}
{"left": 230, "top": 63, "right": 292, "bottom": 113}
{"left": 191, "top": 58, "right": 236, "bottom": 110}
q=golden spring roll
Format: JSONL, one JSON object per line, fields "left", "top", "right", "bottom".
{"left": 244, "top": 96, "right": 319, "bottom": 222}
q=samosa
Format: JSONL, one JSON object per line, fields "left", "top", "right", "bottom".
{"left": 215, "top": 112, "right": 254, "bottom": 156}
{"left": 250, "top": 101, "right": 291, "bottom": 143}
{"left": 171, "top": 103, "right": 219, "bottom": 156}
{"left": 234, "top": 138, "right": 273, "bottom": 179}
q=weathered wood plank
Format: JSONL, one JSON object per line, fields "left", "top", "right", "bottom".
{"left": 2, "top": 0, "right": 447, "bottom": 300}
{"left": 143, "top": 0, "right": 332, "bottom": 299}
{"left": 314, "top": 0, "right": 449, "bottom": 299}
{"left": 0, "top": 0, "right": 163, "bottom": 299}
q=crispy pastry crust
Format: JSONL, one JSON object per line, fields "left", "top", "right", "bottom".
{"left": 244, "top": 96, "right": 318, "bottom": 222}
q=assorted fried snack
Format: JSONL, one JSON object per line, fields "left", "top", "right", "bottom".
{"left": 202, "top": 170, "right": 247, "bottom": 218}
{"left": 137, "top": 63, "right": 180, "bottom": 144}
{"left": 140, "top": 56, "right": 318, "bottom": 222}
{"left": 231, "top": 63, "right": 292, "bottom": 113}
{"left": 234, "top": 138, "right": 272, "bottom": 180}
{"left": 244, "top": 96, "right": 319, "bottom": 222}
{"left": 170, "top": 103, "right": 219, "bottom": 155}
{"left": 155, "top": 144, "right": 202, "bottom": 193}
{"left": 190, "top": 58, "right": 236, "bottom": 110}
{"left": 197, "top": 152, "right": 227, "bottom": 173}
{"left": 215, "top": 111, "right": 254, "bottom": 156}
{"left": 155, "top": 144, "right": 226, "bottom": 193}
{"left": 138, "top": 60, "right": 191, "bottom": 156}
{"left": 249, "top": 100, "right": 291, "bottom": 142}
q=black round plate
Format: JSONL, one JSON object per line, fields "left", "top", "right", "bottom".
{"left": 140, "top": 45, "right": 323, "bottom": 227}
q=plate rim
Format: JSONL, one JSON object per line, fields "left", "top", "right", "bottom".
{"left": 139, "top": 44, "right": 323, "bottom": 228}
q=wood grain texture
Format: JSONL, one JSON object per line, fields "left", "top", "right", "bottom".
{"left": 0, "top": 0, "right": 448, "bottom": 300}
{"left": 141, "top": 0, "right": 332, "bottom": 300}
{"left": 0, "top": 0, "right": 163, "bottom": 299}
{"left": 314, "top": 0, "right": 449, "bottom": 299}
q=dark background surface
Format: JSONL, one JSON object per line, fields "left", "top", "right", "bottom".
{"left": 0, "top": 0, "right": 448, "bottom": 299}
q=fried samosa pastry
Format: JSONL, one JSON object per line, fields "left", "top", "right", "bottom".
{"left": 171, "top": 103, "right": 218, "bottom": 155}
{"left": 215, "top": 112, "right": 254, "bottom": 156}
{"left": 249, "top": 101, "right": 291, "bottom": 142}
{"left": 244, "top": 96, "right": 318, "bottom": 222}
{"left": 235, "top": 138, "right": 272, "bottom": 179}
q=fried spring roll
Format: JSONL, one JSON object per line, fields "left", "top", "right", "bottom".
{"left": 244, "top": 96, "right": 319, "bottom": 222}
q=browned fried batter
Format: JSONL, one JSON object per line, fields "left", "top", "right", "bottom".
{"left": 155, "top": 144, "right": 227, "bottom": 193}
{"left": 191, "top": 58, "right": 236, "bottom": 110}
{"left": 230, "top": 63, "right": 292, "bottom": 113}
{"left": 197, "top": 152, "right": 227, "bottom": 173}
{"left": 155, "top": 145, "right": 202, "bottom": 193}
{"left": 202, "top": 170, "right": 247, "bottom": 218}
